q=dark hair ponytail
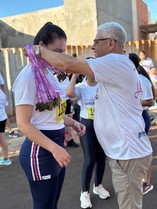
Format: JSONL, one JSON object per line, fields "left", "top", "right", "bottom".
{"left": 34, "top": 22, "right": 67, "bottom": 45}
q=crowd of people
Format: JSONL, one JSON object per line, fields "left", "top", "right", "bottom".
{"left": 0, "top": 21, "right": 156, "bottom": 209}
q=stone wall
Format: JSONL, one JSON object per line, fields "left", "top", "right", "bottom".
{"left": 0, "top": 0, "right": 138, "bottom": 48}
{"left": 0, "top": 0, "right": 97, "bottom": 47}
{"left": 0, "top": 20, "right": 34, "bottom": 48}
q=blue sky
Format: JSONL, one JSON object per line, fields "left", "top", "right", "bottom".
{"left": 0, "top": 0, "right": 64, "bottom": 18}
{"left": 144, "top": 0, "right": 157, "bottom": 22}
{"left": 0, "top": 0, "right": 156, "bottom": 23}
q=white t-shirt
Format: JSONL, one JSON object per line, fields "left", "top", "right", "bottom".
{"left": 139, "top": 74, "right": 153, "bottom": 110}
{"left": 140, "top": 58, "right": 154, "bottom": 72}
{"left": 55, "top": 76, "right": 70, "bottom": 100}
{"left": 87, "top": 53, "right": 152, "bottom": 160}
{"left": 75, "top": 81, "right": 98, "bottom": 119}
{"left": 12, "top": 64, "right": 65, "bottom": 130}
{"left": 150, "top": 74, "right": 157, "bottom": 89}
{"left": 0, "top": 89, "right": 7, "bottom": 121}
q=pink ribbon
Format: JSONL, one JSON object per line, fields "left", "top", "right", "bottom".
{"left": 25, "top": 45, "right": 61, "bottom": 103}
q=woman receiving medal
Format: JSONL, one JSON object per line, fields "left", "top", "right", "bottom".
{"left": 12, "top": 22, "right": 85, "bottom": 209}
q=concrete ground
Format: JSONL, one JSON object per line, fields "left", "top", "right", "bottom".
{"left": 0, "top": 109, "right": 157, "bottom": 209}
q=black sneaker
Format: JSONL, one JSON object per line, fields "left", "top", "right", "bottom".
{"left": 67, "top": 139, "right": 79, "bottom": 148}
{"left": 150, "top": 115, "right": 154, "bottom": 122}
{"left": 8, "top": 130, "right": 19, "bottom": 138}
{"left": 143, "top": 182, "right": 154, "bottom": 194}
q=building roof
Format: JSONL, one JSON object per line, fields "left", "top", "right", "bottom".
{"left": 140, "top": 23, "right": 157, "bottom": 33}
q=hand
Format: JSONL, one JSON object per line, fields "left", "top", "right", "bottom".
{"left": 52, "top": 144, "right": 71, "bottom": 167}
{"left": 23, "top": 45, "right": 39, "bottom": 57}
{"left": 72, "top": 121, "right": 86, "bottom": 136}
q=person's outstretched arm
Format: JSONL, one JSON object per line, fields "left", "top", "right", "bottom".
{"left": 34, "top": 45, "right": 94, "bottom": 78}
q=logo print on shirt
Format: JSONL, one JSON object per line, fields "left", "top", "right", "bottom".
{"left": 134, "top": 81, "right": 143, "bottom": 99}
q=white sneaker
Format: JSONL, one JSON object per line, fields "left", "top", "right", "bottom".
{"left": 80, "top": 191, "right": 92, "bottom": 208}
{"left": 93, "top": 184, "right": 110, "bottom": 199}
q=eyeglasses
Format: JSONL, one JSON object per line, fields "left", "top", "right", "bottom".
{"left": 93, "top": 38, "right": 117, "bottom": 45}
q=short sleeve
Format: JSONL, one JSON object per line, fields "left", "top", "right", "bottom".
{"left": 75, "top": 82, "right": 83, "bottom": 100}
{"left": 141, "top": 77, "right": 153, "bottom": 100}
{"left": 87, "top": 54, "right": 130, "bottom": 84}
{"left": 12, "top": 65, "right": 36, "bottom": 106}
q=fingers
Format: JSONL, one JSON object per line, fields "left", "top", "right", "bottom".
{"left": 78, "top": 124, "right": 86, "bottom": 136}
{"left": 73, "top": 122, "right": 86, "bottom": 136}
{"left": 55, "top": 150, "right": 71, "bottom": 168}
{"left": 59, "top": 155, "right": 71, "bottom": 167}
{"left": 77, "top": 129, "right": 86, "bottom": 136}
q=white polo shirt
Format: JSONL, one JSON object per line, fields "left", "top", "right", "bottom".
{"left": 87, "top": 53, "right": 152, "bottom": 160}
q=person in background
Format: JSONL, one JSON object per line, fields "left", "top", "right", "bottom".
{"left": 139, "top": 50, "right": 154, "bottom": 73}
{"left": 13, "top": 22, "right": 85, "bottom": 209}
{"left": 149, "top": 67, "right": 157, "bottom": 107}
{"left": 129, "top": 53, "right": 155, "bottom": 195}
{"left": 71, "top": 53, "right": 84, "bottom": 123}
{"left": 153, "top": 32, "right": 157, "bottom": 40}
{"left": 149, "top": 67, "right": 157, "bottom": 95}
{"left": 0, "top": 88, "right": 12, "bottom": 166}
{"left": 30, "top": 22, "right": 153, "bottom": 209}
{"left": 0, "top": 71, "right": 19, "bottom": 138}
{"left": 66, "top": 72, "right": 110, "bottom": 208}
{"left": 55, "top": 72, "right": 79, "bottom": 148}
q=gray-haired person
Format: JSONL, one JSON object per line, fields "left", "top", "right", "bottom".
{"left": 30, "top": 22, "right": 152, "bottom": 209}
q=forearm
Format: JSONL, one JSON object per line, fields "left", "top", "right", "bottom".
{"left": 18, "top": 122, "right": 58, "bottom": 154}
{"left": 66, "top": 75, "right": 77, "bottom": 98}
{"left": 39, "top": 46, "right": 93, "bottom": 77}
{"left": 141, "top": 99, "right": 154, "bottom": 107}
{"left": 64, "top": 115, "right": 76, "bottom": 127}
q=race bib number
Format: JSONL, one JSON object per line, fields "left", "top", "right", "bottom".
{"left": 56, "top": 100, "right": 66, "bottom": 123}
{"left": 87, "top": 107, "right": 94, "bottom": 120}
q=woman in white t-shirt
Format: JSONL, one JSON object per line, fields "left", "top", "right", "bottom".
{"left": 55, "top": 73, "right": 79, "bottom": 147}
{"left": 0, "top": 89, "right": 12, "bottom": 165}
{"left": 66, "top": 72, "right": 110, "bottom": 209}
{"left": 139, "top": 50, "right": 154, "bottom": 73}
{"left": 12, "top": 22, "right": 85, "bottom": 209}
{"left": 129, "top": 53, "right": 155, "bottom": 195}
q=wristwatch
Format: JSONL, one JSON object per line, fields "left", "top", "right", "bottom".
{"left": 34, "top": 45, "right": 41, "bottom": 57}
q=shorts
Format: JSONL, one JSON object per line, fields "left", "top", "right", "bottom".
{"left": 19, "top": 128, "right": 65, "bottom": 181}
{"left": 0, "top": 119, "right": 7, "bottom": 133}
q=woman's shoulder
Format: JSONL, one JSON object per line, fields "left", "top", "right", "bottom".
{"left": 12, "top": 64, "right": 35, "bottom": 92}
{"left": 18, "top": 64, "right": 35, "bottom": 79}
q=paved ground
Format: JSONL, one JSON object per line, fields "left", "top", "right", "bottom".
{"left": 1, "top": 110, "right": 157, "bottom": 209}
